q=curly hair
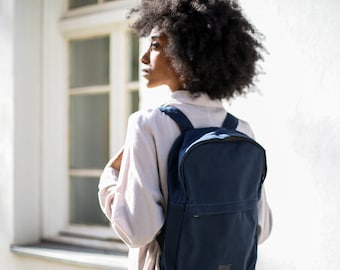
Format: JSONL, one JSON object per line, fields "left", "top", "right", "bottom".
{"left": 129, "top": 0, "right": 265, "bottom": 100}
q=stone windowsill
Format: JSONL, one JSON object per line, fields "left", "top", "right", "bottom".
{"left": 11, "top": 241, "right": 128, "bottom": 270}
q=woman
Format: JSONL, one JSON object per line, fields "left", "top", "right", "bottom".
{"left": 98, "top": 1, "right": 272, "bottom": 269}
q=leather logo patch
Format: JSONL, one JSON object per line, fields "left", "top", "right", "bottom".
{"left": 218, "top": 265, "right": 231, "bottom": 270}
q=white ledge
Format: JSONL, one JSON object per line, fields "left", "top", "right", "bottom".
{"left": 11, "top": 241, "right": 128, "bottom": 270}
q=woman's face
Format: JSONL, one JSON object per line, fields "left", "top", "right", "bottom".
{"left": 140, "top": 28, "right": 183, "bottom": 91}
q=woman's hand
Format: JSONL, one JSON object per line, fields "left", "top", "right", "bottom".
{"left": 111, "top": 147, "right": 124, "bottom": 171}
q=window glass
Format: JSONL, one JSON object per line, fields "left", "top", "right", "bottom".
{"left": 70, "top": 176, "right": 109, "bottom": 225}
{"left": 69, "top": 0, "right": 97, "bottom": 9}
{"left": 129, "top": 33, "right": 139, "bottom": 82}
{"left": 70, "top": 93, "right": 109, "bottom": 169}
{"left": 129, "top": 90, "right": 139, "bottom": 114}
{"left": 70, "top": 36, "right": 110, "bottom": 88}
{"left": 128, "top": 32, "right": 140, "bottom": 113}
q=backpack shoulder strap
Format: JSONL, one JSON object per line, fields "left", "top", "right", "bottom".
{"left": 160, "top": 106, "right": 239, "bottom": 131}
{"left": 222, "top": 112, "right": 239, "bottom": 130}
{"left": 159, "top": 106, "right": 193, "bottom": 132}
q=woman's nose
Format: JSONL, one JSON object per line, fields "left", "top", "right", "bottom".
{"left": 140, "top": 49, "right": 150, "bottom": 64}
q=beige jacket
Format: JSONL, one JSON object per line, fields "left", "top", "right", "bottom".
{"left": 98, "top": 90, "right": 272, "bottom": 270}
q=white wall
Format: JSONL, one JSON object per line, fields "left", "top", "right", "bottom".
{"left": 231, "top": 0, "right": 340, "bottom": 269}
{"left": 1, "top": 0, "right": 44, "bottom": 247}
{"left": 13, "top": 0, "right": 43, "bottom": 244}
{"left": 0, "top": 0, "right": 15, "bottom": 268}
{"left": 0, "top": 0, "right": 80, "bottom": 269}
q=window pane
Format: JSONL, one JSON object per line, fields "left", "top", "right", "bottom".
{"left": 70, "top": 93, "right": 109, "bottom": 169}
{"left": 130, "top": 90, "right": 139, "bottom": 114}
{"left": 70, "top": 36, "right": 110, "bottom": 88}
{"left": 69, "top": 0, "right": 98, "bottom": 9}
{"left": 129, "top": 33, "right": 139, "bottom": 82}
{"left": 70, "top": 176, "right": 109, "bottom": 225}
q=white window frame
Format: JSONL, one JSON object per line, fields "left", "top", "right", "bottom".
{"left": 41, "top": 0, "right": 139, "bottom": 248}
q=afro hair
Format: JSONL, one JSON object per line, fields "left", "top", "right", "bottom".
{"left": 129, "top": 0, "right": 265, "bottom": 100}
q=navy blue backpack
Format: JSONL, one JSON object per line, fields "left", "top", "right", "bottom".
{"left": 157, "top": 106, "right": 267, "bottom": 270}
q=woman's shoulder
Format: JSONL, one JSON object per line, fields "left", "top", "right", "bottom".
{"left": 236, "top": 118, "right": 255, "bottom": 139}
{"left": 128, "top": 107, "right": 170, "bottom": 130}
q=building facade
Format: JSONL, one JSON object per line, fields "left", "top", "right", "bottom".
{"left": 1, "top": 0, "right": 340, "bottom": 269}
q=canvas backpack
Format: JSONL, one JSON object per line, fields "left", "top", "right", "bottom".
{"left": 157, "top": 106, "right": 267, "bottom": 270}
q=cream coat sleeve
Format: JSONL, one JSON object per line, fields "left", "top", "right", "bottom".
{"left": 237, "top": 119, "right": 272, "bottom": 244}
{"left": 98, "top": 165, "right": 119, "bottom": 220}
{"left": 102, "top": 111, "right": 165, "bottom": 248}
{"left": 257, "top": 187, "right": 273, "bottom": 244}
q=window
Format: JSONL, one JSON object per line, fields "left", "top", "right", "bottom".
{"left": 43, "top": 0, "right": 141, "bottom": 245}
{"left": 69, "top": 0, "right": 116, "bottom": 10}
{"left": 67, "top": 31, "right": 139, "bottom": 237}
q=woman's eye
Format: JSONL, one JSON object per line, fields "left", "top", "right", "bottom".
{"left": 150, "top": 42, "right": 160, "bottom": 49}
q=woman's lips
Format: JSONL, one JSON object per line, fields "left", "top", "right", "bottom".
{"left": 141, "top": 68, "right": 150, "bottom": 77}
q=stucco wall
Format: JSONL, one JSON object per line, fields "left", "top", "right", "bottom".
{"left": 233, "top": 0, "right": 340, "bottom": 269}
{"left": 0, "top": 0, "right": 15, "bottom": 268}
